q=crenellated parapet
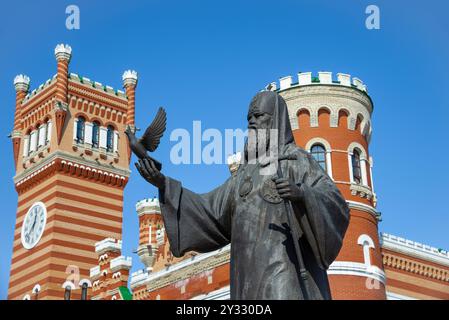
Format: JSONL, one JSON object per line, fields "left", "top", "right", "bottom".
{"left": 136, "top": 198, "right": 161, "bottom": 216}
{"left": 273, "top": 71, "right": 369, "bottom": 93}
{"left": 271, "top": 71, "right": 373, "bottom": 140}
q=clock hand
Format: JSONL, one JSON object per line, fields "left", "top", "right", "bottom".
{"left": 28, "top": 213, "right": 38, "bottom": 237}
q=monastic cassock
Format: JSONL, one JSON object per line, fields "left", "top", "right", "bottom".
{"left": 158, "top": 91, "right": 350, "bottom": 300}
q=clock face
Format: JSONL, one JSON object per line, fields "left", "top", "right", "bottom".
{"left": 21, "top": 202, "right": 47, "bottom": 249}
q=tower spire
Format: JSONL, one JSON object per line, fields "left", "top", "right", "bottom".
{"left": 12, "top": 74, "right": 30, "bottom": 167}
{"left": 54, "top": 44, "right": 72, "bottom": 144}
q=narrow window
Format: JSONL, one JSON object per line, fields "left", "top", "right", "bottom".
{"left": 352, "top": 149, "right": 362, "bottom": 184}
{"left": 107, "top": 125, "right": 114, "bottom": 152}
{"left": 64, "top": 286, "right": 71, "bottom": 300}
{"left": 76, "top": 117, "right": 85, "bottom": 143}
{"left": 310, "top": 144, "right": 327, "bottom": 171}
{"left": 92, "top": 121, "right": 100, "bottom": 148}
{"left": 81, "top": 282, "right": 88, "bottom": 300}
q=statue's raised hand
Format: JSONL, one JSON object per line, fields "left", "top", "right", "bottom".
{"left": 135, "top": 158, "right": 166, "bottom": 190}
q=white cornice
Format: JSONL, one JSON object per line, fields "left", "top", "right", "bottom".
{"left": 13, "top": 150, "right": 131, "bottom": 185}
{"left": 327, "top": 261, "right": 386, "bottom": 284}
{"left": 380, "top": 233, "right": 449, "bottom": 267}
{"left": 346, "top": 200, "right": 380, "bottom": 219}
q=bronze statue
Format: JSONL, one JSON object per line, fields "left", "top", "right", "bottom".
{"left": 133, "top": 91, "right": 350, "bottom": 300}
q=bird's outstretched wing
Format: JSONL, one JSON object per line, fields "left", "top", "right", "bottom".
{"left": 139, "top": 107, "right": 167, "bottom": 152}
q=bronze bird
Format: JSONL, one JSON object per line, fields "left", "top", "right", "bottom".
{"left": 125, "top": 107, "right": 166, "bottom": 171}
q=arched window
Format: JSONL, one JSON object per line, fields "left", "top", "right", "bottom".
{"left": 76, "top": 117, "right": 85, "bottom": 143}
{"left": 92, "top": 121, "right": 100, "bottom": 148}
{"left": 107, "top": 125, "right": 114, "bottom": 152}
{"left": 64, "top": 286, "right": 71, "bottom": 300}
{"left": 352, "top": 149, "right": 362, "bottom": 184}
{"left": 81, "top": 282, "right": 88, "bottom": 300}
{"left": 310, "top": 144, "right": 327, "bottom": 171}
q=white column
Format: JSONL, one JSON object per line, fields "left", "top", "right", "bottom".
{"left": 38, "top": 125, "right": 46, "bottom": 147}
{"left": 30, "top": 130, "right": 37, "bottom": 153}
{"left": 46, "top": 121, "right": 52, "bottom": 144}
{"left": 22, "top": 136, "right": 29, "bottom": 157}
{"left": 361, "top": 158, "right": 369, "bottom": 186}
{"left": 369, "top": 156, "right": 375, "bottom": 192}
{"left": 84, "top": 122, "right": 93, "bottom": 145}
{"left": 326, "top": 151, "right": 333, "bottom": 180}
{"left": 99, "top": 127, "right": 107, "bottom": 149}
{"left": 73, "top": 119, "right": 78, "bottom": 141}
{"left": 113, "top": 131, "right": 119, "bottom": 153}
{"left": 348, "top": 152, "right": 354, "bottom": 183}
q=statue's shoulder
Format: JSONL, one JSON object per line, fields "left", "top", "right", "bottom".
{"left": 285, "top": 144, "right": 310, "bottom": 160}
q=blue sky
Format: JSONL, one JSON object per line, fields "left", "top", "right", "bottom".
{"left": 1, "top": 0, "right": 448, "bottom": 299}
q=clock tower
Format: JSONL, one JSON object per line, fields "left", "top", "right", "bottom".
{"left": 8, "top": 44, "right": 136, "bottom": 300}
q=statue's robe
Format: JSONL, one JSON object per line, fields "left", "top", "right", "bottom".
{"left": 159, "top": 143, "right": 349, "bottom": 300}
{"left": 158, "top": 91, "right": 350, "bottom": 299}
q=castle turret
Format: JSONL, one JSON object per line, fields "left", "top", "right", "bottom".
{"left": 90, "top": 238, "right": 132, "bottom": 300}
{"left": 122, "top": 70, "right": 138, "bottom": 130}
{"left": 273, "top": 71, "right": 386, "bottom": 299}
{"left": 54, "top": 44, "right": 72, "bottom": 144}
{"left": 12, "top": 74, "right": 30, "bottom": 167}
{"left": 135, "top": 198, "right": 165, "bottom": 272}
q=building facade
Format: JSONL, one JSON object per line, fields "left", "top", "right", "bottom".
{"left": 8, "top": 49, "right": 449, "bottom": 299}
{"left": 120, "top": 72, "right": 449, "bottom": 300}
{"left": 8, "top": 44, "right": 137, "bottom": 300}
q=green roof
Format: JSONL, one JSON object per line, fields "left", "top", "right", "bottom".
{"left": 119, "top": 286, "right": 133, "bottom": 300}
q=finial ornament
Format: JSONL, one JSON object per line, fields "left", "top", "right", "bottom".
{"left": 54, "top": 44, "right": 72, "bottom": 61}
{"left": 13, "top": 74, "right": 31, "bottom": 92}
{"left": 122, "top": 70, "right": 138, "bottom": 87}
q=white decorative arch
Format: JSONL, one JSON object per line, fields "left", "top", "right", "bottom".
{"left": 32, "top": 284, "right": 41, "bottom": 293}
{"left": 347, "top": 142, "right": 369, "bottom": 186}
{"left": 61, "top": 281, "right": 76, "bottom": 290}
{"left": 358, "top": 234, "right": 375, "bottom": 266}
{"left": 23, "top": 294, "right": 31, "bottom": 300}
{"left": 305, "top": 138, "right": 333, "bottom": 179}
{"left": 79, "top": 279, "right": 92, "bottom": 287}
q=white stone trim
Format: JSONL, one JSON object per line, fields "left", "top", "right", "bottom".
{"left": 190, "top": 285, "right": 231, "bottom": 300}
{"left": 380, "top": 233, "right": 449, "bottom": 267}
{"left": 279, "top": 76, "right": 293, "bottom": 90}
{"left": 46, "top": 121, "right": 52, "bottom": 143}
{"left": 32, "top": 284, "right": 41, "bottom": 293}
{"left": 61, "top": 281, "right": 76, "bottom": 290}
{"left": 327, "top": 261, "right": 386, "bottom": 284}
{"left": 386, "top": 291, "right": 417, "bottom": 300}
{"left": 73, "top": 118, "right": 78, "bottom": 141}
{"left": 99, "top": 127, "right": 108, "bottom": 149}
{"left": 38, "top": 125, "right": 46, "bottom": 147}
{"left": 84, "top": 122, "right": 93, "bottom": 145}
{"left": 23, "top": 294, "right": 31, "bottom": 300}
{"left": 22, "top": 136, "right": 29, "bottom": 157}
{"left": 346, "top": 200, "right": 380, "bottom": 218}
{"left": 113, "top": 130, "right": 119, "bottom": 153}
{"left": 358, "top": 234, "right": 375, "bottom": 266}
{"left": 79, "top": 279, "right": 92, "bottom": 287}
{"left": 29, "top": 130, "right": 37, "bottom": 153}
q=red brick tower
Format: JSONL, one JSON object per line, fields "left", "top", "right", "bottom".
{"left": 8, "top": 44, "right": 133, "bottom": 300}
{"left": 275, "top": 71, "right": 386, "bottom": 299}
